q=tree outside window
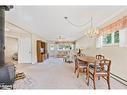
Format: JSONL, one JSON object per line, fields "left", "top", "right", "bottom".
{"left": 114, "top": 31, "right": 119, "bottom": 43}
{"left": 102, "top": 31, "right": 119, "bottom": 46}
{"left": 103, "top": 33, "right": 112, "bottom": 45}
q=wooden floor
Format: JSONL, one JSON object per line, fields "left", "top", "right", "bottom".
{"left": 13, "top": 58, "right": 127, "bottom": 89}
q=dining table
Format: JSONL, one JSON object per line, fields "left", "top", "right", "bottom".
{"left": 77, "top": 56, "right": 97, "bottom": 63}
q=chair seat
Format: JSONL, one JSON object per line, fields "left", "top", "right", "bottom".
{"left": 89, "top": 63, "right": 100, "bottom": 69}
{"left": 96, "top": 72, "right": 107, "bottom": 75}
{"left": 78, "top": 65, "right": 87, "bottom": 68}
{"left": 89, "top": 67, "right": 107, "bottom": 75}
{"left": 89, "top": 64, "right": 94, "bottom": 69}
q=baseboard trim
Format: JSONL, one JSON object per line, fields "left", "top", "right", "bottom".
{"left": 110, "top": 73, "right": 127, "bottom": 86}
{"left": 111, "top": 73, "right": 127, "bottom": 82}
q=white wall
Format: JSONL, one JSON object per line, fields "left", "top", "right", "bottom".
{"left": 5, "top": 22, "right": 46, "bottom": 64}
{"left": 76, "top": 32, "right": 127, "bottom": 80}
{"left": 5, "top": 37, "right": 18, "bottom": 63}
{"left": 76, "top": 36, "right": 96, "bottom": 52}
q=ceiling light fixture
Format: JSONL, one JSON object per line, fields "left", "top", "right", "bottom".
{"left": 85, "top": 17, "right": 100, "bottom": 38}
{"left": 57, "top": 36, "right": 64, "bottom": 41}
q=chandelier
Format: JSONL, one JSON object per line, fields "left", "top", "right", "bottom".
{"left": 85, "top": 17, "right": 100, "bottom": 38}
{"left": 64, "top": 16, "right": 100, "bottom": 38}
{"left": 56, "top": 36, "right": 65, "bottom": 42}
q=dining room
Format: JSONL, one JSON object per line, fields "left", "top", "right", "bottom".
{"left": 75, "top": 14, "right": 127, "bottom": 87}
{"left": 0, "top": 6, "right": 127, "bottom": 90}
{"left": 1, "top": 0, "right": 127, "bottom": 94}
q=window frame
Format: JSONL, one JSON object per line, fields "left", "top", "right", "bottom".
{"left": 114, "top": 30, "right": 119, "bottom": 44}
{"left": 102, "top": 31, "right": 119, "bottom": 47}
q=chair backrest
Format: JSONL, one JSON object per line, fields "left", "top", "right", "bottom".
{"left": 98, "top": 59, "right": 111, "bottom": 74}
{"left": 80, "top": 53, "right": 86, "bottom": 56}
{"left": 96, "top": 55, "right": 105, "bottom": 60}
{"left": 77, "top": 59, "right": 83, "bottom": 64}
{"left": 77, "top": 59, "right": 89, "bottom": 67}
{"left": 74, "top": 55, "right": 77, "bottom": 62}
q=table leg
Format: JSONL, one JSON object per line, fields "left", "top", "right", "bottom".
{"left": 86, "top": 63, "right": 89, "bottom": 86}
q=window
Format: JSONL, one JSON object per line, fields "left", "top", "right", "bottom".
{"left": 102, "top": 31, "right": 119, "bottom": 46}
{"left": 49, "top": 44, "right": 55, "bottom": 51}
{"left": 103, "top": 34, "right": 112, "bottom": 45}
{"left": 114, "top": 31, "right": 119, "bottom": 43}
{"left": 57, "top": 43, "right": 74, "bottom": 51}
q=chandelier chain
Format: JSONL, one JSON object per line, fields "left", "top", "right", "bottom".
{"left": 64, "top": 17, "right": 91, "bottom": 27}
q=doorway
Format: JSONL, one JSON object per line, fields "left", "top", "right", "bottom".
{"left": 5, "top": 37, "right": 18, "bottom": 64}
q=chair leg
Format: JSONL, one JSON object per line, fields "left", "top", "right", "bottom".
{"left": 86, "top": 68, "right": 89, "bottom": 86}
{"left": 86, "top": 68, "right": 89, "bottom": 80}
{"left": 93, "top": 76, "right": 96, "bottom": 89}
{"left": 98, "top": 76, "right": 100, "bottom": 80}
{"left": 85, "top": 69, "right": 87, "bottom": 80}
{"left": 77, "top": 68, "right": 80, "bottom": 78}
{"left": 107, "top": 76, "right": 110, "bottom": 89}
{"left": 74, "top": 66, "right": 77, "bottom": 73}
{"left": 87, "top": 76, "right": 89, "bottom": 86}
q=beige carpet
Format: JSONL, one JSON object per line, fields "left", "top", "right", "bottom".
{"left": 14, "top": 58, "right": 127, "bottom": 89}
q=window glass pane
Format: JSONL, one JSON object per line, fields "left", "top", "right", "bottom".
{"left": 58, "top": 44, "right": 64, "bottom": 50}
{"left": 103, "top": 33, "right": 112, "bottom": 45}
{"left": 106, "top": 34, "right": 112, "bottom": 44}
{"left": 114, "top": 31, "right": 119, "bottom": 43}
{"left": 103, "top": 35, "right": 107, "bottom": 45}
{"left": 50, "top": 44, "right": 55, "bottom": 51}
{"left": 57, "top": 43, "right": 74, "bottom": 51}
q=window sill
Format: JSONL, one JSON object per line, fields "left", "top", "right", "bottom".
{"left": 102, "top": 43, "right": 119, "bottom": 47}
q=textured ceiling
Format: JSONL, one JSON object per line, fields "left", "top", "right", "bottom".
{"left": 5, "top": 6, "right": 127, "bottom": 41}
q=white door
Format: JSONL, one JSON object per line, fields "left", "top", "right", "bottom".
{"left": 18, "top": 32, "right": 32, "bottom": 64}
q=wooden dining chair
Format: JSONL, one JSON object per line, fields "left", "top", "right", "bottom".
{"left": 96, "top": 55, "right": 105, "bottom": 60}
{"left": 95, "top": 55, "right": 105, "bottom": 80}
{"left": 88, "top": 59, "right": 111, "bottom": 89}
{"left": 74, "top": 54, "right": 86, "bottom": 73}
{"left": 76, "top": 59, "right": 88, "bottom": 78}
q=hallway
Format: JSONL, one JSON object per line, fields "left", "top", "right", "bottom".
{"left": 14, "top": 58, "right": 127, "bottom": 89}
